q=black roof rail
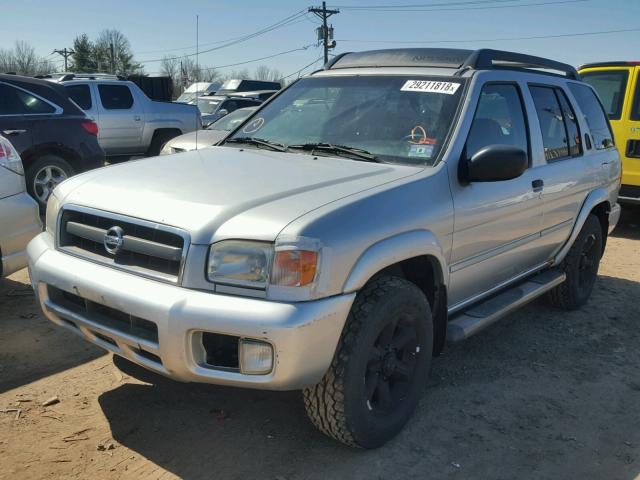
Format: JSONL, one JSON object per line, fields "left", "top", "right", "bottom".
{"left": 578, "top": 61, "right": 640, "bottom": 70}
{"left": 324, "top": 48, "right": 579, "bottom": 79}
{"left": 461, "top": 49, "right": 579, "bottom": 79}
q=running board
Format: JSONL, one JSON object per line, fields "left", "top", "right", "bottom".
{"left": 447, "top": 269, "right": 566, "bottom": 342}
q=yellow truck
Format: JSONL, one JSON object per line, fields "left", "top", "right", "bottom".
{"left": 579, "top": 62, "right": 640, "bottom": 204}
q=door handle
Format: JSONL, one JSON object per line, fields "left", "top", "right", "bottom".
{"left": 134, "top": 115, "right": 141, "bottom": 121}
{"left": 2, "top": 129, "right": 26, "bottom": 135}
{"left": 532, "top": 179, "right": 544, "bottom": 192}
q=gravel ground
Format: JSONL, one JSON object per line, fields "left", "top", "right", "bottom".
{"left": 1, "top": 206, "right": 639, "bottom": 480}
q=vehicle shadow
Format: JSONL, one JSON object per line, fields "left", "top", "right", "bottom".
{"left": 0, "top": 272, "right": 106, "bottom": 393}
{"left": 99, "top": 274, "right": 640, "bottom": 480}
{"left": 611, "top": 204, "right": 640, "bottom": 240}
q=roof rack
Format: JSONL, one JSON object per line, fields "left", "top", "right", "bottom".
{"left": 49, "top": 73, "right": 127, "bottom": 82}
{"left": 326, "top": 48, "right": 579, "bottom": 79}
{"left": 578, "top": 61, "right": 640, "bottom": 70}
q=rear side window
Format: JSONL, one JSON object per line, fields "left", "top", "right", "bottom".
{"left": 530, "top": 86, "right": 582, "bottom": 161}
{"left": 65, "top": 84, "right": 92, "bottom": 110}
{"left": 632, "top": 72, "right": 640, "bottom": 121}
{"left": 580, "top": 70, "right": 628, "bottom": 120}
{"left": 0, "top": 84, "right": 56, "bottom": 115}
{"left": 98, "top": 84, "right": 134, "bottom": 110}
{"left": 568, "top": 83, "right": 615, "bottom": 150}
{"left": 465, "top": 84, "right": 529, "bottom": 160}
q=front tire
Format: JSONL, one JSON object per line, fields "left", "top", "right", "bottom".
{"left": 303, "top": 276, "right": 433, "bottom": 448}
{"left": 547, "top": 214, "right": 603, "bottom": 310}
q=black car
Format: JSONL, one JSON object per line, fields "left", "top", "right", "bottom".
{"left": 0, "top": 74, "right": 105, "bottom": 210}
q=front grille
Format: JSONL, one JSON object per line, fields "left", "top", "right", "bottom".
{"left": 57, "top": 206, "right": 188, "bottom": 283}
{"left": 48, "top": 285, "right": 159, "bottom": 344}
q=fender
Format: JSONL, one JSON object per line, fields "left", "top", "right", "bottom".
{"left": 552, "top": 187, "right": 610, "bottom": 266}
{"left": 342, "top": 230, "right": 448, "bottom": 293}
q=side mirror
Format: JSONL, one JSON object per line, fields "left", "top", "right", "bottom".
{"left": 218, "top": 109, "right": 229, "bottom": 117}
{"left": 460, "top": 145, "right": 528, "bottom": 182}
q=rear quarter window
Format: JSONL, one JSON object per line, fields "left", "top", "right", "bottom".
{"left": 568, "top": 82, "right": 615, "bottom": 150}
{"left": 580, "top": 70, "right": 628, "bottom": 120}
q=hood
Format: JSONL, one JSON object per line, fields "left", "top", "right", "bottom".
{"left": 57, "top": 146, "right": 421, "bottom": 244}
{"left": 165, "top": 129, "right": 227, "bottom": 152}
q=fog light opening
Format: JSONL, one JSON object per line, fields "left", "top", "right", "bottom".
{"left": 239, "top": 339, "right": 273, "bottom": 375}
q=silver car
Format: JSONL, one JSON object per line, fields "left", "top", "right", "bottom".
{"left": 160, "top": 107, "right": 258, "bottom": 155}
{"left": 28, "top": 48, "right": 621, "bottom": 448}
{"left": 0, "top": 135, "right": 41, "bottom": 277}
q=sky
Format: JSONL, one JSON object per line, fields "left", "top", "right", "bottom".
{"left": 2, "top": 0, "right": 639, "bottom": 78}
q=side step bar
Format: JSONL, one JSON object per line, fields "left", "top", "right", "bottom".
{"left": 447, "top": 269, "right": 566, "bottom": 342}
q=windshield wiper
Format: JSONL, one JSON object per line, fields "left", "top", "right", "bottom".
{"left": 288, "top": 143, "right": 381, "bottom": 163}
{"left": 225, "top": 137, "right": 287, "bottom": 152}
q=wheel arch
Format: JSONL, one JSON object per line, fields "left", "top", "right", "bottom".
{"left": 553, "top": 188, "right": 611, "bottom": 265}
{"left": 21, "top": 144, "right": 81, "bottom": 173}
{"left": 342, "top": 230, "right": 449, "bottom": 355}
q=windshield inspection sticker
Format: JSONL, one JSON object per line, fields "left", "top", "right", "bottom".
{"left": 401, "top": 80, "right": 461, "bottom": 95}
{"left": 408, "top": 144, "right": 434, "bottom": 158}
{"left": 242, "top": 117, "right": 265, "bottom": 134}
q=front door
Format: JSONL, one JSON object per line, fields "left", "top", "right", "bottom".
{"left": 448, "top": 82, "right": 544, "bottom": 308}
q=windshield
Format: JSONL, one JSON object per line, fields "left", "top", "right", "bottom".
{"left": 225, "top": 75, "right": 465, "bottom": 165}
{"left": 197, "top": 97, "right": 222, "bottom": 114}
{"left": 208, "top": 108, "right": 255, "bottom": 131}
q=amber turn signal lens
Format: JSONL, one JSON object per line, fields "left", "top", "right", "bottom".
{"left": 272, "top": 250, "right": 318, "bottom": 287}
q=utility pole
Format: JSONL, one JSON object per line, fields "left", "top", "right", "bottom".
{"left": 110, "top": 42, "right": 115, "bottom": 74}
{"left": 53, "top": 48, "right": 75, "bottom": 72}
{"left": 309, "top": 2, "right": 339, "bottom": 64}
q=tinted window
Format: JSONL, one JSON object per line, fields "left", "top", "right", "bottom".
{"left": 556, "top": 89, "right": 581, "bottom": 157}
{"left": 0, "top": 84, "right": 55, "bottom": 115}
{"left": 221, "top": 100, "right": 238, "bottom": 112}
{"left": 66, "top": 84, "right": 92, "bottom": 110}
{"left": 632, "top": 73, "right": 640, "bottom": 121}
{"left": 580, "top": 70, "right": 628, "bottom": 120}
{"left": 466, "top": 84, "right": 529, "bottom": 160}
{"left": 568, "top": 83, "right": 615, "bottom": 150}
{"left": 98, "top": 84, "right": 133, "bottom": 109}
{"left": 530, "top": 86, "right": 572, "bottom": 161}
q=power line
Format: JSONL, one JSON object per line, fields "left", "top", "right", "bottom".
{"left": 195, "top": 44, "right": 317, "bottom": 73}
{"left": 334, "top": 0, "right": 537, "bottom": 8}
{"left": 337, "top": 26, "right": 640, "bottom": 45}
{"left": 283, "top": 54, "right": 325, "bottom": 80}
{"left": 136, "top": 9, "right": 308, "bottom": 62}
{"left": 334, "top": 0, "right": 586, "bottom": 11}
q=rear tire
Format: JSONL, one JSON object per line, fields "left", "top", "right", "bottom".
{"left": 303, "top": 276, "right": 433, "bottom": 448}
{"left": 147, "top": 130, "right": 180, "bottom": 157}
{"left": 25, "top": 155, "right": 74, "bottom": 212}
{"left": 547, "top": 214, "right": 603, "bottom": 310}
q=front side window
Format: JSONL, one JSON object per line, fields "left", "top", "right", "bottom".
{"left": 568, "top": 83, "right": 614, "bottom": 150}
{"left": 556, "top": 89, "right": 581, "bottom": 157}
{"left": 225, "top": 75, "right": 465, "bottom": 165}
{"left": 632, "top": 72, "right": 640, "bottom": 121}
{"left": 465, "top": 83, "right": 529, "bottom": 160}
{"left": 65, "top": 84, "right": 92, "bottom": 110}
{"left": 0, "top": 84, "right": 55, "bottom": 115}
{"left": 98, "top": 84, "right": 134, "bottom": 110}
{"left": 580, "top": 70, "right": 628, "bottom": 120}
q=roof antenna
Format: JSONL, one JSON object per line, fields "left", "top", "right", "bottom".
{"left": 195, "top": 14, "right": 199, "bottom": 151}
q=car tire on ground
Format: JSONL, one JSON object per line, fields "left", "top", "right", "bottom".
{"left": 25, "top": 155, "right": 74, "bottom": 212}
{"left": 547, "top": 213, "right": 603, "bottom": 310}
{"left": 303, "top": 276, "right": 433, "bottom": 448}
{"left": 147, "top": 130, "right": 180, "bottom": 157}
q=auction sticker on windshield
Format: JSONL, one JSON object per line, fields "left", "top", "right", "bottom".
{"left": 400, "top": 80, "right": 460, "bottom": 95}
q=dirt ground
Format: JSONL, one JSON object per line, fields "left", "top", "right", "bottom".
{"left": 1, "top": 208, "right": 639, "bottom": 480}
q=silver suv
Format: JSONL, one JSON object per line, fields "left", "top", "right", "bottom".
{"left": 27, "top": 49, "right": 621, "bottom": 448}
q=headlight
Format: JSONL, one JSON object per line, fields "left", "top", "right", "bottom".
{"left": 207, "top": 241, "right": 273, "bottom": 289}
{"left": 207, "top": 237, "right": 322, "bottom": 296}
{"left": 45, "top": 192, "right": 61, "bottom": 235}
{"left": 159, "top": 142, "right": 174, "bottom": 156}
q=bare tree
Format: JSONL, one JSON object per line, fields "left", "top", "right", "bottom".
{"left": 0, "top": 41, "right": 56, "bottom": 76}
{"left": 253, "top": 65, "right": 283, "bottom": 82}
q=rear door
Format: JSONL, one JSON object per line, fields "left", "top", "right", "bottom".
{"left": 525, "top": 84, "right": 601, "bottom": 258}
{"left": 0, "top": 83, "right": 36, "bottom": 154}
{"left": 65, "top": 82, "right": 98, "bottom": 120}
{"left": 96, "top": 83, "right": 143, "bottom": 155}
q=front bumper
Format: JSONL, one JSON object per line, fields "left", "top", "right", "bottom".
{"left": 27, "top": 232, "right": 354, "bottom": 390}
{"left": 1, "top": 192, "right": 42, "bottom": 277}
